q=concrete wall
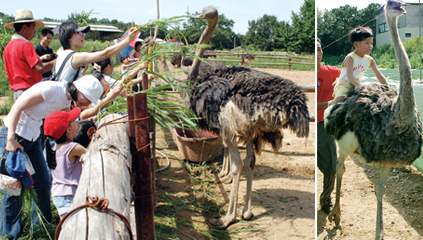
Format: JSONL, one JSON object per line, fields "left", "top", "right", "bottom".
{"left": 375, "top": 3, "right": 423, "bottom": 47}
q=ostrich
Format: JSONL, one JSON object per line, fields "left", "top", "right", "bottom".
{"left": 324, "top": 1, "right": 422, "bottom": 239}
{"left": 187, "top": 6, "right": 310, "bottom": 229}
{"left": 182, "top": 57, "right": 193, "bottom": 67}
{"left": 241, "top": 53, "right": 256, "bottom": 68}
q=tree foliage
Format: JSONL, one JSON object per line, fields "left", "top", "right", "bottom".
{"left": 244, "top": 0, "right": 314, "bottom": 53}
{"left": 168, "top": 13, "right": 236, "bottom": 50}
{"left": 317, "top": 3, "right": 381, "bottom": 56}
{"left": 290, "top": 0, "right": 315, "bottom": 53}
{"left": 0, "top": 0, "right": 314, "bottom": 54}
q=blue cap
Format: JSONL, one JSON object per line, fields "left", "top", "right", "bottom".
{"left": 6, "top": 150, "right": 33, "bottom": 189}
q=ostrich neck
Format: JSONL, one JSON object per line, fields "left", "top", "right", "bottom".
{"left": 188, "top": 17, "right": 218, "bottom": 81}
{"left": 387, "top": 14, "right": 415, "bottom": 122}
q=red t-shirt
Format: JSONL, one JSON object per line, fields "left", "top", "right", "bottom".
{"left": 317, "top": 64, "right": 341, "bottom": 122}
{"left": 3, "top": 39, "right": 42, "bottom": 90}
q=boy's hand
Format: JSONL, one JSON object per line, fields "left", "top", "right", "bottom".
{"left": 354, "top": 84, "right": 362, "bottom": 90}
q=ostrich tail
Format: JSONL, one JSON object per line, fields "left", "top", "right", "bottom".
{"left": 253, "top": 131, "right": 283, "bottom": 154}
{"left": 286, "top": 100, "right": 310, "bottom": 138}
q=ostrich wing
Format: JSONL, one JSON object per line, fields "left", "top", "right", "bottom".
{"left": 219, "top": 66, "right": 310, "bottom": 138}
{"left": 188, "top": 76, "right": 232, "bottom": 133}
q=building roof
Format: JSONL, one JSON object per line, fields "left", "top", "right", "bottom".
{"left": 43, "top": 21, "right": 123, "bottom": 33}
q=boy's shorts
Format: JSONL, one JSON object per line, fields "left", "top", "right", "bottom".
{"left": 332, "top": 77, "right": 361, "bottom": 99}
{"left": 53, "top": 195, "right": 74, "bottom": 215}
{"left": 333, "top": 82, "right": 352, "bottom": 99}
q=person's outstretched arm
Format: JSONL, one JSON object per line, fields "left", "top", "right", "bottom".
{"left": 71, "top": 27, "right": 141, "bottom": 69}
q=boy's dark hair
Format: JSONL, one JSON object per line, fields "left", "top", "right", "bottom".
{"left": 348, "top": 26, "right": 373, "bottom": 43}
{"left": 14, "top": 22, "right": 32, "bottom": 33}
{"left": 59, "top": 21, "right": 79, "bottom": 49}
{"left": 73, "top": 120, "right": 97, "bottom": 148}
{"left": 317, "top": 38, "right": 322, "bottom": 47}
{"left": 135, "top": 41, "right": 142, "bottom": 49}
{"left": 41, "top": 28, "right": 54, "bottom": 36}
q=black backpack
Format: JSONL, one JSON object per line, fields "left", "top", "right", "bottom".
{"left": 41, "top": 52, "right": 80, "bottom": 82}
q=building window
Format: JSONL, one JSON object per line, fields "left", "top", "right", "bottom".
{"left": 405, "top": 33, "right": 411, "bottom": 37}
{"left": 378, "top": 23, "right": 388, "bottom": 33}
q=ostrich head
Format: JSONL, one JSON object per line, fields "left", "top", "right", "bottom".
{"left": 384, "top": 0, "right": 407, "bottom": 18}
{"left": 187, "top": 6, "right": 219, "bottom": 82}
{"left": 195, "top": 6, "right": 218, "bottom": 22}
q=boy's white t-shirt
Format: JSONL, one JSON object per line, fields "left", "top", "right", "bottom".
{"left": 337, "top": 52, "right": 372, "bottom": 86}
{"left": 4, "top": 81, "right": 71, "bottom": 141}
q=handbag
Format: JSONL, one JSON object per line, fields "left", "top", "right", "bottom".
{"left": 0, "top": 174, "right": 22, "bottom": 196}
{"left": 41, "top": 52, "right": 76, "bottom": 82}
{"left": 0, "top": 152, "right": 21, "bottom": 196}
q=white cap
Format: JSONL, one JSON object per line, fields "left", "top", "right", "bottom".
{"left": 73, "top": 75, "right": 104, "bottom": 104}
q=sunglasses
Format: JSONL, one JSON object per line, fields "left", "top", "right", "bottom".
{"left": 75, "top": 31, "right": 85, "bottom": 36}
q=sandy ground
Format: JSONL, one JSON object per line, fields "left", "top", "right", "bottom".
{"left": 317, "top": 149, "right": 423, "bottom": 239}
{"left": 128, "top": 65, "right": 316, "bottom": 239}
{"left": 0, "top": 65, "right": 315, "bottom": 239}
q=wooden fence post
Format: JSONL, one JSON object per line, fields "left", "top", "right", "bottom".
{"left": 129, "top": 92, "right": 155, "bottom": 240}
{"left": 289, "top": 56, "right": 292, "bottom": 71}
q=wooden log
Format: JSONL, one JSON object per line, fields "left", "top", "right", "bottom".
{"left": 58, "top": 114, "right": 133, "bottom": 240}
{"left": 297, "top": 84, "right": 315, "bottom": 92}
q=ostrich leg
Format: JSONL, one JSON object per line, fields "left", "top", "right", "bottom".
{"left": 328, "top": 153, "right": 347, "bottom": 229}
{"left": 242, "top": 142, "right": 256, "bottom": 220}
{"left": 210, "top": 138, "right": 242, "bottom": 229}
{"left": 375, "top": 166, "right": 392, "bottom": 240}
{"left": 218, "top": 148, "right": 233, "bottom": 183}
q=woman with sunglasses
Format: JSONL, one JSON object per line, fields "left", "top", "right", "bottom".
{"left": 54, "top": 21, "right": 140, "bottom": 83}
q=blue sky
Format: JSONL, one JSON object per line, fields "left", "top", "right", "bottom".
{"left": 317, "top": 0, "right": 422, "bottom": 11}
{"left": 1, "top": 0, "right": 306, "bottom": 35}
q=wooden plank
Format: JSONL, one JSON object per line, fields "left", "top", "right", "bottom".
{"left": 58, "top": 114, "right": 133, "bottom": 240}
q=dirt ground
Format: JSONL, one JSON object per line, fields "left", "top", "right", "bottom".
{"left": 317, "top": 151, "right": 423, "bottom": 239}
{"left": 129, "top": 65, "right": 316, "bottom": 239}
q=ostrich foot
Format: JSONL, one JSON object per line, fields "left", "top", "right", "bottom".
{"left": 242, "top": 210, "right": 254, "bottom": 220}
{"left": 328, "top": 204, "right": 342, "bottom": 230}
{"left": 218, "top": 169, "right": 229, "bottom": 178}
{"left": 208, "top": 215, "right": 237, "bottom": 229}
{"left": 217, "top": 173, "right": 233, "bottom": 184}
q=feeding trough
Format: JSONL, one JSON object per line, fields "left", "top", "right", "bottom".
{"left": 173, "top": 127, "right": 223, "bottom": 162}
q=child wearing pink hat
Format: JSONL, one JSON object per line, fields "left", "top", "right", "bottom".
{"left": 43, "top": 108, "right": 87, "bottom": 218}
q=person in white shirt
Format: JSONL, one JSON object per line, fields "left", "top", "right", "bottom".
{"left": 0, "top": 75, "right": 103, "bottom": 237}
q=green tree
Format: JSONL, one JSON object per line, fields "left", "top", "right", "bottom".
{"left": 317, "top": 3, "right": 382, "bottom": 56}
{"left": 290, "top": 0, "right": 315, "bottom": 54}
{"left": 274, "top": 21, "right": 294, "bottom": 51}
{"left": 245, "top": 14, "right": 280, "bottom": 51}
{"left": 180, "top": 13, "right": 236, "bottom": 50}
{"left": 67, "top": 10, "right": 93, "bottom": 27}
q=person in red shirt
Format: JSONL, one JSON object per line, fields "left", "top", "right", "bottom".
{"left": 3, "top": 9, "right": 54, "bottom": 100}
{"left": 317, "top": 38, "right": 341, "bottom": 213}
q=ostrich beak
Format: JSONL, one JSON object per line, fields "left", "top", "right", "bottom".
{"left": 195, "top": 13, "right": 205, "bottom": 19}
